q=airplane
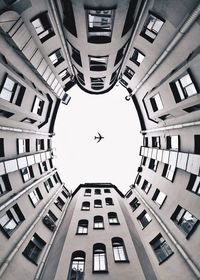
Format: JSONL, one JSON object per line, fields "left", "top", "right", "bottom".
{"left": 94, "top": 132, "right": 104, "bottom": 143}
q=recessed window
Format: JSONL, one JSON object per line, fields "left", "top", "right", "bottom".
{"left": 137, "top": 210, "right": 152, "bottom": 229}
{"left": 159, "top": 113, "right": 173, "bottom": 121}
{"left": 29, "top": 187, "right": 43, "bottom": 207}
{"left": 141, "top": 180, "right": 151, "bottom": 194}
{"left": 94, "top": 199, "right": 102, "bottom": 208}
{"left": 183, "top": 104, "right": 200, "bottom": 113}
{"left": 31, "top": 12, "right": 55, "bottom": 43}
{"left": 95, "top": 189, "right": 101, "bottom": 195}
{"left": 39, "top": 161, "right": 48, "bottom": 174}
{"left": 17, "top": 138, "right": 30, "bottom": 154}
{"left": 36, "top": 139, "right": 45, "bottom": 151}
{"left": 53, "top": 173, "right": 59, "bottom": 184}
{"left": 152, "top": 189, "right": 166, "bottom": 208}
{"left": 63, "top": 0, "right": 77, "bottom": 37}
{"left": 140, "top": 12, "right": 165, "bottom": 43}
{"left": 93, "top": 243, "right": 107, "bottom": 272}
{"left": 91, "top": 77, "right": 105, "bottom": 90}
{"left": 84, "top": 188, "right": 91, "bottom": 196}
{"left": 162, "top": 164, "right": 176, "bottom": 181}
{"left": 81, "top": 201, "right": 90, "bottom": 211}
{"left": 54, "top": 196, "right": 65, "bottom": 211}
{"left": 126, "top": 190, "right": 132, "bottom": 198}
{"left": 130, "top": 48, "right": 145, "bottom": 66}
{"left": 171, "top": 205, "right": 198, "bottom": 238}
{"left": 194, "top": 135, "right": 200, "bottom": 154}
{"left": 42, "top": 214, "right": 56, "bottom": 232}
{"left": 61, "top": 190, "right": 69, "bottom": 199}
{"left": 68, "top": 251, "right": 85, "bottom": 280}
{"left": 0, "top": 138, "right": 4, "bottom": 157}
{"left": 124, "top": 67, "right": 134, "bottom": 80}
{"left": 0, "top": 74, "right": 25, "bottom": 106}
{"left": 49, "top": 49, "right": 64, "bottom": 67}
{"left": 44, "top": 178, "right": 54, "bottom": 192}
{"left": 105, "top": 197, "right": 114, "bottom": 205}
{"left": 115, "top": 43, "right": 128, "bottom": 65}
{"left": 94, "top": 216, "right": 104, "bottom": 229}
{"left": 112, "top": 237, "right": 128, "bottom": 262}
{"left": 89, "top": 56, "right": 108, "bottom": 71}
{"left": 166, "top": 135, "right": 180, "bottom": 151}
{"left": 0, "top": 174, "right": 12, "bottom": 196}
{"left": 0, "top": 109, "right": 14, "bottom": 118}
{"left": 187, "top": 174, "right": 200, "bottom": 196}
{"left": 87, "top": 9, "right": 114, "bottom": 43}
{"left": 74, "top": 68, "right": 85, "bottom": 85}
{"left": 0, "top": 204, "right": 25, "bottom": 238}
{"left": 119, "top": 78, "right": 128, "bottom": 88}
{"left": 108, "top": 212, "right": 119, "bottom": 225}
{"left": 31, "top": 96, "right": 44, "bottom": 116}
{"left": 21, "top": 166, "right": 34, "bottom": 183}
{"left": 21, "top": 117, "right": 36, "bottom": 124}
{"left": 71, "top": 45, "right": 82, "bottom": 66}
{"left": 121, "top": 0, "right": 137, "bottom": 36}
{"left": 152, "top": 136, "right": 160, "bottom": 148}
{"left": 77, "top": 219, "right": 88, "bottom": 234}
{"left": 150, "top": 233, "right": 173, "bottom": 264}
{"left": 141, "top": 156, "right": 147, "bottom": 166}
{"left": 170, "top": 71, "right": 198, "bottom": 103}
{"left": 22, "top": 233, "right": 46, "bottom": 264}
{"left": 135, "top": 174, "right": 141, "bottom": 185}
{"left": 150, "top": 93, "right": 163, "bottom": 112}
{"left": 58, "top": 69, "right": 70, "bottom": 81}
{"left": 110, "top": 68, "right": 119, "bottom": 84}
{"left": 104, "top": 189, "right": 110, "bottom": 193}
{"left": 47, "top": 210, "right": 57, "bottom": 222}
{"left": 129, "top": 197, "right": 140, "bottom": 211}
{"left": 149, "top": 159, "right": 158, "bottom": 172}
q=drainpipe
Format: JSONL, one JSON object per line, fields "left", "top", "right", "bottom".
{"left": 125, "top": 3, "right": 200, "bottom": 100}
{"left": 133, "top": 188, "right": 200, "bottom": 279}
{"left": 48, "top": 0, "right": 75, "bottom": 78}
{"left": 140, "top": 120, "right": 200, "bottom": 134}
{"left": 0, "top": 125, "right": 54, "bottom": 136}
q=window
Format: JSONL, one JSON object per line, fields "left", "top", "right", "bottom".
{"left": 119, "top": 78, "right": 128, "bottom": 88}
{"left": 137, "top": 210, "right": 152, "bottom": 229}
{"left": 93, "top": 243, "right": 107, "bottom": 272}
{"left": 31, "top": 96, "right": 44, "bottom": 116}
{"left": 150, "top": 233, "right": 173, "bottom": 264}
{"left": 130, "top": 48, "right": 145, "bottom": 66}
{"left": 143, "top": 136, "right": 148, "bottom": 147}
{"left": 94, "top": 216, "right": 104, "bottom": 229}
{"left": 135, "top": 174, "right": 141, "bottom": 185}
{"left": 159, "top": 113, "right": 173, "bottom": 121}
{"left": 17, "top": 138, "right": 30, "bottom": 154}
{"left": 53, "top": 173, "right": 59, "bottom": 184}
{"left": 95, "top": 189, "right": 101, "bottom": 195}
{"left": 112, "top": 237, "right": 128, "bottom": 262}
{"left": 22, "top": 233, "right": 46, "bottom": 264}
{"left": 94, "top": 199, "right": 102, "bottom": 208}
{"left": 0, "top": 204, "right": 25, "bottom": 238}
{"left": 126, "top": 190, "right": 132, "bottom": 198}
{"left": 183, "top": 104, "right": 200, "bottom": 113}
{"left": 162, "top": 164, "right": 176, "bottom": 181}
{"left": 44, "top": 178, "right": 54, "bottom": 192}
{"left": 21, "top": 166, "right": 33, "bottom": 183}
{"left": 187, "top": 174, "right": 200, "bottom": 196}
{"left": 141, "top": 180, "right": 151, "bottom": 194}
{"left": 108, "top": 212, "right": 119, "bottom": 225}
{"left": 47, "top": 210, "right": 57, "bottom": 222}
{"left": 141, "top": 156, "right": 147, "bottom": 166}
{"left": 63, "top": 0, "right": 77, "bottom": 37}
{"left": 84, "top": 189, "right": 91, "bottom": 196}
{"left": 81, "top": 201, "right": 90, "bottom": 211}
{"left": 150, "top": 93, "right": 163, "bottom": 112}
{"left": 58, "top": 69, "right": 70, "bottom": 81}
{"left": 49, "top": 49, "right": 64, "bottom": 67}
{"left": 39, "top": 161, "right": 48, "bottom": 174}
{"left": 31, "top": 12, "right": 55, "bottom": 43}
{"left": 171, "top": 205, "right": 198, "bottom": 238}
{"left": 124, "top": 67, "right": 134, "bottom": 80}
{"left": 129, "top": 197, "right": 140, "bottom": 211}
{"left": 140, "top": 12, "right": 165, "bottom": 43}
{"left": 194, "top": 135, "right": 200, "bottom": 154}
{"left": 91, "top": 77, "right": 105, "bottom": 90}
{"left": 89, "top": 56, "right": 108, "bottom": 71}
{"left": 87, "top": 9, "right": 114, "bottom": 43}
{"left": 29, "top": 187, "right": 43, "bottom": 207}
{"left": 105, "top": 197, "right": 114, "bottom": 205}
{"left": 0, "top": 174, "right": 12, "bottom": 196}
{"left": 0, "top": 109, "right": 14, "bottom": 118}
{"left": 166, "top": 135, "right": 179, "bottom": 151}
{"left": 68, "top": 251, "right": 85, "bottom": 280}
{"left": 54, "top": 196, "right": 65, "bottom": 211}
{"left": 121, "top": 0, "right": 137, "bottom": 36}
{"left": 149, "top": 159, "right": 158, "bottom": 172}
{"left": 110, "top": 68, "right": 119, "bottom": 84}
{"left": 36, "top": 139, "right": 45, "bottom": 151}
{"left": 115, "top": 43, "right": 127, "bottom": 65}
{"left": 0, "top": 75, "right": 25, "bottom": 106}
{"left": 71, "top": 45, "right": 82, "bottom": 66}
{"left": 152, "top": 136, "right": 160, "bottom": 148}
{"left": 0, "top": 138, "right": 4, "bottom": 157}
{"left": 42, "top": 214, "right": 56, "bottom": 232}
{"left": 62, "top": 190, "right": 69, "bottom": 199}
{"left": 104, "top": 189, "right": 110, "bottom": 193}
{"left": 77, "top": 220, "right": 88, "bottom": 234}
{"left": 21, "top": 117, "right": 36, "bottom": 124}
{"left": 152, "top": 189, "right": 167, "bottom": 208}
{"left": 170, "top": 71, "right": 198, "bottom": 103}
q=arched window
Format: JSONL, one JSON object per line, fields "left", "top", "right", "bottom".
{"left": 94, "top": 216, "right": 104, "bottom": 229}
{"left": 68, "top": 250, "right": 85, "bottom": 280}
{"left": 105, "top": 197, "right": 114, "bottom": 205}
{"left": 95, "top": 189, "right": 101, "bottom": 195}
{"left": 108, "top": 212, "right": 119, "bottom": 225}
{"left": 77, "top": 220, "right": 88, "bottom": 234}
{"left": 81, "top": 201, "right": 90, "bottom": 211}
{"left": 112, "top": 237, "right": 128, "bottom": 262}
{"left": 84, "top": 189, "right": 91, "bottom": 196}
{"left": 104, "top": 189, "right": 110, "bottom": 193}
{"left": 93, "top": 243, "right": 107, "bottom": 272}
{"left": 94, "top": 199, "right": 102, "bottom": 208}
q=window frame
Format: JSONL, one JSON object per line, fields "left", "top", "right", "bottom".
{"left": 137, "top": 210, "right": 152, "bottom": 229}
{"left": 130, "top": 48, "right": 145, "bottom": 66}
{"left": 112, "top": 237, "right": 129, "bottom": 262}
{"left": 49, "top": 49, "right": 64, "bottom": 67}
{"left": 152, "top": 189, "right": 167, "bottom": 208}
{"left": 150, "top": 233, "right": 173, "bottom": 264}
{"left": 76, "top": 219, "right": 88, "bottom": 235}
{"left": 93, "top": 243, "right": 108, "bottom": 273}
{"left": 93, "top": 215, "right": 104, "bottom": 229}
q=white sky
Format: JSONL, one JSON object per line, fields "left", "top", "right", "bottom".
{"left": 53, "top": 84, "right": 142, "bottom": 194}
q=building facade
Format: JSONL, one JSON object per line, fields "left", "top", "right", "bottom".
{"left": 0, "top": 0, "right": 200, "bottom": 279}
